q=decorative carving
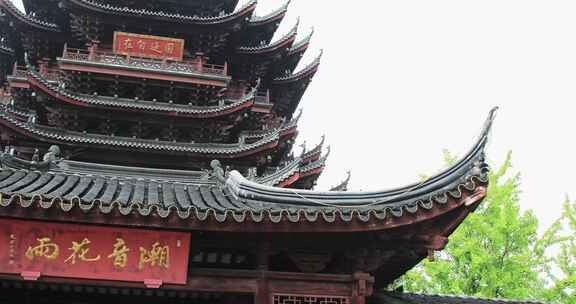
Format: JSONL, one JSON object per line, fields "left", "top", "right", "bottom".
{"left": 42, "top": 145, "right": 61, "bottom": 162}
{"left": 31, "top": 149, "right": 40, "bottom": 162}
{"left": 273, "top": 294, "right": 350, "bottom": 304}
{"left": 344, "top": 248, "right": 395, "bottom": 272}
{"left": 288, "top": 251, "right": 332, "bottom": 273}
{"left": 210, "top": 159, "right": 227, "bottom": 185}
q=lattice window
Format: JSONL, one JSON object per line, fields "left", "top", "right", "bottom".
{"left": 272, "top": 294, "right": 350, "bottom": 304}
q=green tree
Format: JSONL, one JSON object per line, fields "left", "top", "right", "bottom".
{"left": 541, "top": 200, "right": 576, "bottom": 304}
{"left": 396, "top": 152, "right": 563, "bottom": 301}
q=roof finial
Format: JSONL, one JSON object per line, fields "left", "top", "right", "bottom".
{"left": 294, "top": 108, "right": 303, "bottom": 122}
{"left": 299, "top": 140, "right": 307, "bottom": 155}
{"left": 42, "top": 145, "right": 61, "bottom": 163}
{"left": 330, "top": 171, "right": 351, "bottom": 192}
{"left": 210, "top": 159, "right": 227, "bottom": 186}
{"left": 479, "top": 106, "right": 499, "bottom": 151}
{"left": 323, "top": 145, "right": 331, "bottom": 158}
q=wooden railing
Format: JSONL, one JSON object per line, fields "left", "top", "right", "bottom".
{"left": 225, "top": 87, "right": 270, "bottom": 104}
{"left": 61, "top": 45, "right": 228, "bottom": 77}
{"left": 10, "top": 63, "right": 60, "bottom": 82}
{"left": 10, "top": 64, "right": 27, "bottom": 79}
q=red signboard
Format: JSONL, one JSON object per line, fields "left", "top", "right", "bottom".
{"left": 113, "top": 31, "right": 185, "bottom": 61}
{"left": 0, "top": 218, "right": 190, "bottom": 285}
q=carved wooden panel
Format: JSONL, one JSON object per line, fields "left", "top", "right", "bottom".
{"left": 272, "top": 294, "right": 350, "bottom": 304}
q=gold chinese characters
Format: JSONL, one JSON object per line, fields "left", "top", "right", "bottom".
{"left": 139, "top": 242, "right": 170, "bottom": 270}
{"left": 64, "top": 238, "right": 101, "bottom": 265}
{"left": 108, "top": 238, "right": 130, "bottom": 268}
{"left": 25, "top": 237, "right": 59, "bottom": 261}
{"left": 23, "top": 236, "right": 171, "bottom": 270}
{"left": 116, "top": 33, "right": 180, "bottom": 59}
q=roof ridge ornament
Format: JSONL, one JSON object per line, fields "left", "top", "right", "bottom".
{"left": 330, "top": 171, "right": 351, "bottom": 192}
{"left": 210, "top": 159, "right": 227, "bottom": 187}
{"left": 294, "top": 108, "right": 303, "bottom": 122}
{"left": 43, "top": 145, "right": 62, "bottom": 163}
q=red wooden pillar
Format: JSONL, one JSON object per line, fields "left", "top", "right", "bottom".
{"left": 195, "top": 52, "right": 204, "bottom": 73}
{"left": 255, "top": 242, "right": 271, "bottom": 304}
{"left": 352, "top": 272, "right": 374, "bottom": 304}
{"left": 256, "top": 272, "right": 270, "bottom": 304}
{"left": 88, "top": 41, "right": 99, "bottom": 61}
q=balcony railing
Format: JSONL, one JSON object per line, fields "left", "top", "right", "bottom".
{"left": 9, "top": 63, "right": 60, "bottom": 82}
{"left": 10, "top": 64, "right": 27, "bottom": 79}
{"left": 61, "top": 46, "right": 228, "bottom": 77}
{"left": 226, "top": 87, "right": 270, "bottom": 104}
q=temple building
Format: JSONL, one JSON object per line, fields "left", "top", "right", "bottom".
{"left": 0, "top": 1, "right": 528, "bottom": 304}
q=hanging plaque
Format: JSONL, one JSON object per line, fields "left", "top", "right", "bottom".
{"left": 113, "top": 31, "right": 185, "bottom": 61}
{"left": 0, "top": 218, "right": 191, "bottom": 285}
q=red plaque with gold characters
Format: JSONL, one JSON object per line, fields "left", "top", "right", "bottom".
{"left": 113, "top": 31, "right": 185, "bottom": 61}
{"left": 0, "top": 218, "right": 190, "bottom": 285}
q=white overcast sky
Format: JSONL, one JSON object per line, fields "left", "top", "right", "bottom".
{"left": 11, "top": 0, "right": 576, "bottom": 231}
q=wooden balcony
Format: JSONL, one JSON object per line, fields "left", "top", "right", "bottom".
{"left": 226, "top": 87, "right": 272, "bottom": 113}
{"left": 58, "top": 45, "right": 231, "bottom": 87}
{"left": 7, "top": 63, "right": 60, "bottom": 89}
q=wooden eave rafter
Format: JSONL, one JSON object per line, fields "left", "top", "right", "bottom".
{"left": 28, "top": 68, "right": 256, "bottom": 119}
{"left": 236, "top": 19, "right": 298, "bottom": 55}
{"left": 61, "top": 0, "right": 257, "bottom": 27}
{"left": 0, "top": 0, "right": 60, "bottom": 32}
{"left": 249, "top": 0, "right": 290, "bottom": 26}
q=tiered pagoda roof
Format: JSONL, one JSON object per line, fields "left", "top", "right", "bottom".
{"left": 0, "top": 0, "right": 325, "bottom": 188}
{"left": 0, "top": 1, "right": 507, "bottom": 303}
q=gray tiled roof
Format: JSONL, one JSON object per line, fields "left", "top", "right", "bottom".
{"left": 0, "top": 104, "right": 299, "bottom": 156}
{"left": 273, "top": 49, "right": 322, "bottom": 83}
{"left": 29, "top": 68, "right": 257, "bottom": 117}
{"left": 249, "top": 0, "right": 290, "bottom": 23}
{"left": 0, "top": 0, "right": 60, "bottom": 31}
{"left": 64, "top": 0, "right": 257, "bottom": 25}
{"left": 236, "top": 19, "right": 298, "bottom": 54}
{"left": 0, "top": 109, "right": 496, "bottom": 224}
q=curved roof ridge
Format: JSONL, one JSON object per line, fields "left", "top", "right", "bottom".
{"left": 289, "top": 27, "right": 314, "bottom": 53}
{"left": 226, "top": 108, "right": 497, "bottom": 205}
{"left": 0, "top": 153, "right": 215, "bottom": 184}
{"left": 28, "top": 67, "right": 256, "bottom": 117}
{"left": 237, "top": 17, "right": 298, "bottom": 53}
{"left": 301, "top": 135, "right": 325, "bottom": 160}
{"left": 66, "top": 0, "right": 257, "bottom": 25}
{"left": 273, "top": 49, "right": 322, "bottom": 82}
{"left": 0, "top": 0, "right": 60, "bottom": 31}
{"left": 0, "top": 105, "right": 283, "bottom": 155}
{"left": 250, "top": 0, "right": 290, "bottom": 23}
{"left": 300, "top": 146, "right": 329, "bottom": 173}
{"left": 255, "top": 158, "right": 301, "bottom": 186}
{"left": 241, "top": 115, "right": 299, "bottom": 141}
